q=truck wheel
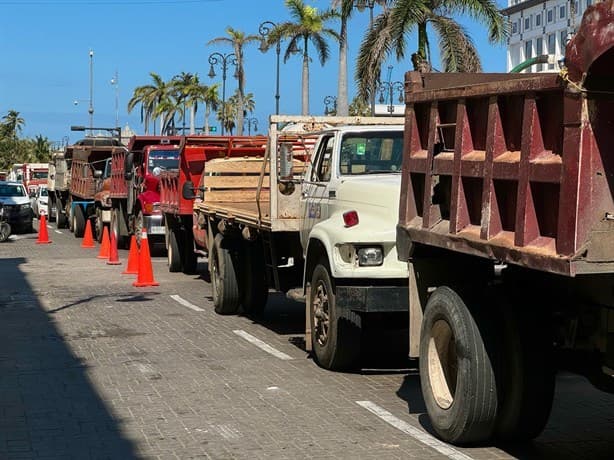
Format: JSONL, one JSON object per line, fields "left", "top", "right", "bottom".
{"left": 73, "top": 205, "right": 86, "bottom": 238}
{"left": 56, "top": 208, "right": 67, "bottom": 229}
{"left": 240, "top": 240, "right": 268, "bottom": 316}
{"left": 182, "top": 229, "right": 198, "bottom": 275}
{"left": 210, "top": 233, "right": 240, "bottom": 315}
{"left": 68, "top": 205, "right": 74, "bottom": 232}
{"left": 94, "top": 208, "right": 104, "bottom": 243}
{"left": 167, "top": 228, "right": 182, "bottom": 273}
{"left": 111, "top": 208, "right": 128, "bottom": 249}
{"left": 495, "top": 300, "right": 554, "bottom": 441}
{"left": 0, "top": 222, "right": 10, "bottom": 242}
{"left": 310, "top": 263, "right": 361, "bottom": 371}
{"left": 419, "top": 286, "right": 499, "bottom": 445}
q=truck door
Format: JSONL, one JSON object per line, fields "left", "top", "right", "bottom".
{"left": 300, "top": 134, "right": 335, "bottom": 249}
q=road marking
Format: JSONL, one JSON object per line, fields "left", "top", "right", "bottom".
{"left": 47, "top": 224, "right": 52, "bottom": 229}
{"left": 356, "top": 401, "right": 475, "bottom": 460}
{"left": 170, "top": 294, "right": 204, "bottom": 312}
{"left": 54, "top": 230, "right": 62, "bottom": 234}
{"left": 233, "top": 330, "right": 293, "bottom": 360}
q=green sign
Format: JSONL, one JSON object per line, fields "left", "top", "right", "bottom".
{"left": 210, "top": 126, "right": 218, "bottom": 133}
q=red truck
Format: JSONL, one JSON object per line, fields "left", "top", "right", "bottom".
{"left": 109, "top": 136, "right": 181, "bottom": 250}
{"left": 396, "top": 1, "right": 614, "bottom": 445}
{"left": 159, "top": 135, "right": 268, "bottom": 273}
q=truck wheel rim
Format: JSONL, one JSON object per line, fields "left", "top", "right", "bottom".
{"left": 427, "top": 319, "right": 457, "bottom": 410}
{"left": 211, "top": 251, "right": 219, "bottom": 299}
{"left": 313, "top": 281, "right": 330, "bottom": 347}
{"left": 136, "top": 213, "right": 143, "bottom": 246}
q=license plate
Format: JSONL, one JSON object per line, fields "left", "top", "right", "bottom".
{"left": 150, "top": 226, "right": 165, "bottom": 234}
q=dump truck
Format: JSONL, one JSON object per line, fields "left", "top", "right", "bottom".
{"left": 159, "top": 135, "right": 268, "bottom": 274}
{"left": 109, "top": 136, "right": 181, "bottom": 249}
{"left": 396, "top": 0, "right": 614, "bottom": 445}
{"left": 65, "top": 138, "right": 120, "bottom": 238}
{"left": 188, "top": 115, "right": 408, "bottom": 370}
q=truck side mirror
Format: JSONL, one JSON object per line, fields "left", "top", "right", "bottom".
{"left": 93, "top": 170, "right": 102, "bottom": 179}
{"left": 279, "top": 143, "right": 294, "bottom": 181}
{"left": 124, "top": 152, "right": 134, "bottom": 180}
{"left": 182, "top": 180, "right": 195, "bottom": 200}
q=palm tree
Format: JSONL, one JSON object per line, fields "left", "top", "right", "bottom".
{"left": 267, "top": 0, "right": 339, "bottom": 115}
{"left": 171, "top": 72, "right": 200, "bottom": 134}
{"left": 1, "top": 110, "right": 25, "bottom": 140}
{"left": 208, "top": 27, "right": 260, "bottom": 136}
{"left": 216, "top": 101, "right": 236, "bottom": 135}
{"left": 127, "top": 72, "right": 170, "bottom": 134}
{"left": 33, "top": 135, "right": 51, "bottom": 162}
{"left": 356, "top": 0, "right": 507, "bottom": 100}
{"left": 198, "top": 83, "right": 220, "bottom": 135}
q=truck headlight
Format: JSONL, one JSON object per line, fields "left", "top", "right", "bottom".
{"left": 20, "top": 203, "right": 31, "bottom": 211}
{"left": 357, "top": 247, "right": 383, "bottom": 266}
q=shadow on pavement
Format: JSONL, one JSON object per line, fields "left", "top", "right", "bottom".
{"left": 0, "top": 257, "right": 139, "bottom": 459}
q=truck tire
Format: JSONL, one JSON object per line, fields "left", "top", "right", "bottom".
{"left": 73, "top": 205, "right": 86, "bottom": 238}
{"left": 182, "top": 228, "right": 198, "bottom": 275}
{"left": 167, "top": 228, "right": 182, "bottom": 273}
{"left": 111, "top": 208, "right": 129, "bottom": 249}
{"left": 419, "top": 286, "right": 499, "bottom": 445}
{"left": 95, "top": 208, "right": 104, "bottom": 243}
{"left": 210, "top": 233, "right": 240, "bottom": 315}
{"left": 240, "top": 239, "right": 268, "bottom": 316}
{"left": 494, "top": 299, "right": 554, "bottom": 442}
{"left": 56, "top": 208, "right": 67, "bottom": 229}
{"left": 68, "top": 204, "right": 74, "bottom": 232}
{"left": 310, "top": 263, "right": 361, "bottom": 371}
{"left": 0, "top": 222, "right": 10, "bottom": 242}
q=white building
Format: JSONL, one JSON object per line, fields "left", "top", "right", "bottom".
{"left": 503, "top": 0, "right": 595, "bottom": 72}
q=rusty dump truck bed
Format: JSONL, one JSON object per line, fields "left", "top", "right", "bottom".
{"left": 69, "top": 145, "right": 119, "bottom": 200}
{"left": 397, "top": 0, "right": 614, "bottom": 276}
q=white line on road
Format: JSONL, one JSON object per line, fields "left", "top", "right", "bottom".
{"left": 233, "top": 330, "right": 293, "bottom": 360}
{"left": 54, "top": 230, "right": 62, "bottom": 234}
{"left": 170, "top": 294, "right": 204, "bottom": 312}
{"left": 356, "top": 401, "right": 475, "bottom": 460}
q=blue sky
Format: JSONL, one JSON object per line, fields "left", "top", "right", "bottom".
{"left": 0, "top": 0, "right": 508, "bottom": 144}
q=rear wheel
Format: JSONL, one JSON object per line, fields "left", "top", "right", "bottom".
{"left": 167, "top": 227, "right": 182, "bottom": 272}
{"left": 94, "top": 208, "right": 104, "bottom": 243}
{"left": 111, "top": 207, "right": 128, "bottom": 249}
{"left": 56, "top": 207, "right": 67, "bottom": 229}
{"left": 73, "top": 205, "right": 86, "bottom": 238}
{"left": 68, "top": 204, "right": 74, "bottom": 232}
{"left": 182, "top": 228, "right": 198, "bottom": 274}
{"left": 310, "top": 263, "right": 361, "bottom": 371}
{"left": 240, "top": 239, "right": 268, "bottom": 316}
{"left": 210, "top": 233, "right": 240, "bottom": 315}
{"left": 419, "top": 286, "right": 499, "bottom": 445}
{"left": 0, "top": 222, "right": 10, "bottom": 242}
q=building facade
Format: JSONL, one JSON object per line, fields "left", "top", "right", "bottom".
{"left": 503, "top": 0, "right": 595, "bottom": 72}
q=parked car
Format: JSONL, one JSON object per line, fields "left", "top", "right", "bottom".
{"left": 0, "top": 181, "right": 34, "bottom": 233}
{"left": 30, "top": 185, "right": 53, "bottom": 219}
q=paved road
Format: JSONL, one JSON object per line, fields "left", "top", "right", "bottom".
{"left": 1, "top": 220, "right": 613, "bottom": 459}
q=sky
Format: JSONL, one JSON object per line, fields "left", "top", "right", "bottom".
{"left": 0, "top": 0, "right": 509, "bottom": 145}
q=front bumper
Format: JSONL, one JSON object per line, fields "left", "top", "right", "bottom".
{"left": 143, "top": 215, "right": 165, "bottom": 236}
{"left": 336, "top": 285, "right": 408, "bottom": 313}
{"left": 3, "top": 205, "right": 33, "bottom": 231}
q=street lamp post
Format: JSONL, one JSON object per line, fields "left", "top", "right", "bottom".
{"left": 378, "top": 66, "right": 404, "bottom": 116}
{"left": 245, "top": 117, "right": 258, "bottom": 136}
{"left": 88, "top": 49, "right": 94, "bottom": 134}
{"left": 259, "top": 21, "right": 281, "bottom": 115}
{"left": 110, "top": 70, "right": 119, "bottom": 130}
{"left": 323, "top": 95, "right": 337, "bottom": 115}
{"left": 208, "top": 52, "right": 237, "bottom": 136}
{"left": 70, "top": 125, "right": 121, "bottom": 145}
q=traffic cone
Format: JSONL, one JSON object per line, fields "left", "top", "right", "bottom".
{"left": 133, "top": 230, "right": 159, "bottom": 287}
{"left": 107, "top": 226, "right": 121, "bottom": 265}
{"left": 81, "top": 219, "right": 95, "bottom": 248}
{"left": 122, "top": 235, "right": 139, "bottom": 274}
{"left": 97, "top": 226, "right": 110, "bottom": 259}
{"left": 35, "top": 213, "right": 52, "bottom": 244}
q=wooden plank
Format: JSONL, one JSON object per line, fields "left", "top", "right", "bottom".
{"left": 206, "top": 159, "right": 268, "bottom": 174}
{"left": 204, "top": 189, "right": 271, "bottom": 203}
{"left": 204, "top": 176, "right": 271, "bottom": 189}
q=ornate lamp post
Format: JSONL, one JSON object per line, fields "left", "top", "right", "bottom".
{"left": 208, "top": 52, "right": 237, "bottom": 135}
{"left": 378, "top": 66, "right": 404, "bottom": 116}
{"left": 259, "top": 21, "right": 281, "bottom": 115}
{"left": 245, "top": 117, "right": 258, "bottom": 136}
{"left": 324, "top": 95, "right": 337, "bottom": 115}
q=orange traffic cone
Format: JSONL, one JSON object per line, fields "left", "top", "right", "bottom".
{"left": 36, "top": 213, "right": 52, "bottom": 244}
{"left": 107, "top": 226, "right": 121, "bottom": 265}
{"left": 133, "top": 230, "right": 159, "bottom": 287}
{"left": 122, "top": 235, "right": 139, "bottom": 274}
{"left": 97, "top": 226, "right": 110, "bottom": 259}
{"left": 81, "top": 219, "right": 95, "bottom": 248}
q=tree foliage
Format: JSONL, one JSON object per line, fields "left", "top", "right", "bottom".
{"left": 0, "top": 110, "right": 51, "bottom": 171}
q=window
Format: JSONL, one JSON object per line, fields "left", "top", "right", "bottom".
{"left": 586, "top": 0, "right": 592, "bottom": 7}
{"left": 524, "top": 17, "right": 531, "bottom": 31}
{"left": 525, "top": 40, "right": 533, "bottom": 61}
{"left": 535, "top": 13, "right": 541, "bottom": 26}
{"left": 512, "top": 21, "right": 518, "bottom": 34}
{"left": 536, "top": 37, "right": 544, "bottom": 71}
{"left": 561, "top": 30, "right": 569, "bottom": 53}
{"left": 339, "top": 132, "right": 404, "bottom": 176}
{"left": 559, "top": 5, "right": 566, "bottom": 19}
{"left": 547, "top": 9, "right": 554, "bottom": 23}
{"left": 312, "top": 136, "right": 334, "bottom": 182}
{"left": 547, "top": 33, "right": 556, "bottom": 69}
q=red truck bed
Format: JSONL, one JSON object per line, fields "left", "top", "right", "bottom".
{"left": 159, "top": 135, "right": 268, "bottom": 216}
{"left": 69, "top": 146, "right": 117, "bottom": 200}
{"left": 397, "top": 1, "right": 614, "bottom": 276}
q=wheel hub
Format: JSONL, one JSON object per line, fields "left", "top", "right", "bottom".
{"left": 427, "top": 319, "right": 458, "bottom": 410}
{"left": 313, "top": 282, "right": 330, "bottom": 347}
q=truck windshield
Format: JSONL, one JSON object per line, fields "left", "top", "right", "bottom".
{"left": 31, "top": 171, "right": 48, "bottom": 179}
{"left": 0, "top": 184, "right": 26, "bottom": 197}
{"left": 149, "top": 149, "right": 179, "bottom": 171}
{"left": 339, "top": 131, "right": 404, "bottom": 175}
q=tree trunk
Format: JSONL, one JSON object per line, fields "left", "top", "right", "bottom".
{"left": 205, "top": 106, "right": 211, "bottom": 135}
{"left": 302, "top": 36, "right": 309, "bottom": 115}
{"left": 336, "top": 19, "right": 349, "bottom": 116}
{"left": 190, "top": 105, "right": 196, "bottom": 134}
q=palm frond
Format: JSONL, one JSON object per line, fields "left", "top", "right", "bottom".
{"left": 431, "top": 16, "right": 481, "bottom": 71}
